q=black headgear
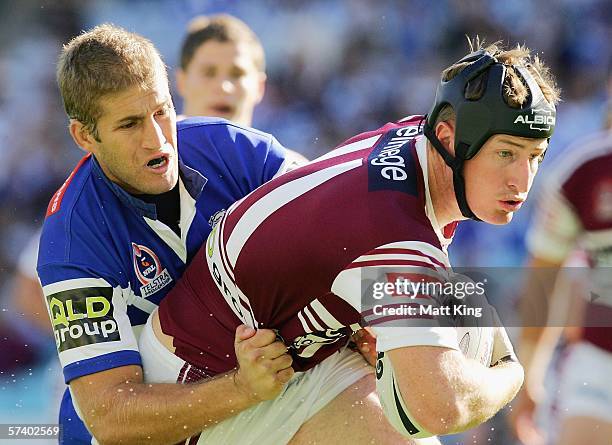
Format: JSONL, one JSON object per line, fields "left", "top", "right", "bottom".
{"left": 423, "top": 50, "right": 556, "bottom": 221}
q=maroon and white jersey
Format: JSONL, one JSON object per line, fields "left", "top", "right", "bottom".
{"left": 159, "top": 116, "right": 460, "bottom": 375}
{"left": 527, "top": 130, "right": 612, "bottom": 352}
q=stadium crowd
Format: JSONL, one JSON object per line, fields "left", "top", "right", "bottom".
{"left": 0, "top": 0, "right": 609, "bottom": 443}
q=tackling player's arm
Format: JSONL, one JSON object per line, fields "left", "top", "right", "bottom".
{"left": 70, "top": 325, "right": 293, "bottom": 445}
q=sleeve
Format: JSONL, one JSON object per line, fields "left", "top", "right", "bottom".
{"left": 526, "top": 175, "right": 582, "bottom": 262}
{"left": 330, "top": 240, "right": 460, "bottom": 353}
{"left": 261, "top": 135, "right": 292, "bottom": 181}
{"left": 37, "top": 262, "right": 141, "bottom": 383}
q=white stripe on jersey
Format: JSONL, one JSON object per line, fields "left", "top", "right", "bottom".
{"left": 313, "top": 135, "right": 380, "bottom": 163}
{"left": 302, "top": 306, "right": 325, "bottom": 331}
{"left": 354, "top": 241, "right": 451, "bottom": 268}
{"left": 297, "top": 311, "right": 312, "bottom": 333}
{"left": 226, "top": 159, "right": 363, "bottom": 267}
{"left": 310, "top": 299, "right": 344, "bottom": 330}
{"left": 42, "top": 277, "right": 111, "bottom": 295}
{"left": 351, "top": 254, "right": 442, "bottom": 269}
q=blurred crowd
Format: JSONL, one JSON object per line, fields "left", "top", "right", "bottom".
{"left": 0, "top": 0, "right": 609, "bottom": 441}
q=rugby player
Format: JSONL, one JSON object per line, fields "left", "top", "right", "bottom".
{"left": 140, "top": 41, "right": 560, "bottom": 442}
{"left": 511, "top": 120, "right": 612, "bottom": 444}
{"left": 38, "top": 24, "right": 297, "bottom": 444}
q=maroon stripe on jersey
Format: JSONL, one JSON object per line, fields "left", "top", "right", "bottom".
{"left": 369, "top": 248, "right": 448, "bottom": 269}
{"left": 176, "top": 362, "right": 190, "bottom": 383}
{"left": 306, "top": 303, "right": 331, "bottom": 329}
{"left": 298, "top": 309, "right": 318, "bottom": 332}
{"left": 188, "top": 435, "right": 200, "bottom": 445}
{"left": 345, "top": 259, "right": 439, "bottom": 270}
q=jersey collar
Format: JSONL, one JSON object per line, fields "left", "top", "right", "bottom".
{"left": 91, "top": 155, "right": 207, "bottom": 219}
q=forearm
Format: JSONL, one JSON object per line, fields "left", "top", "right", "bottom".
{"left": 386, "top": 346, "right": 522, "bottom": 437}
{"left": 85, "top": 370, "right": 255, "bottom": 445}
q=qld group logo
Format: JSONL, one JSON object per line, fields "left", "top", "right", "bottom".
{"left": 132, "top": 243, "right": 173, "bottom": 298}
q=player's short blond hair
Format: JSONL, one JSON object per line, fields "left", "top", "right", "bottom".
{"left": 179, "top": 14, "right": 265, "bottom": 72}
{"left": 57, "top": 24, "right": 168, "bottom": 140}
{"left": 436, "top": 37, "right": 561, "bottom": 124}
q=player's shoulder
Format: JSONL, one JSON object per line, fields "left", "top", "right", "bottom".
{"left": 177, "top": 116, "right": 286, "bottom": 187}
{"left": 177, "top": 116, "right": 276, "bottom": 154}
{"left": 39, "top": 154, "right": 118, "bottom": 267}
{"left": 336, "top": 115, "right": 425, "bottom": 149}
{"left": 548, "top": 130, "right": 612, "bottom": 188}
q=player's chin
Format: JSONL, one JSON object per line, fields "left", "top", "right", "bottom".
{"left": 142, "top": 171, "right": 178, "bottom": 194}
{"left": 487, "top": 209, "right": 515, "bottom": 225}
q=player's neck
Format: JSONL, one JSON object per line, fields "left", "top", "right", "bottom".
{"left": 426, "top": 146, "right": 465, "bottom": 227}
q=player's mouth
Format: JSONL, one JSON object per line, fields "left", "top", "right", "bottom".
{"left": 146, "top": 154, "right": 170, "bottom": 173}
{"left": 210, "top": 104, "right": 235, "bottom": 116}
{"left": 498, "top": 198, "right": 524, "bottom": 212}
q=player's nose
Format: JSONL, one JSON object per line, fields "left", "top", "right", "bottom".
{"left": 142, "top": 117, "right": 165, "bottom": 150}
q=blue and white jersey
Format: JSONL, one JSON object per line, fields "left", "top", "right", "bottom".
{"left": 37, "top": 117, "right": 288, "bottom": 443}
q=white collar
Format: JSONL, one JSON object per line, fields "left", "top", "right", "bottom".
{"left": 415, "top": 136, "right": 454, "bottom": 251}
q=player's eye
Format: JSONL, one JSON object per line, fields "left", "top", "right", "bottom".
{"left": 230, "top": 67, "right": 246, "bottom": 79}
{"left": 119, "top": 121, "right": 137, "bottom": 129}
{"left": 530, "top": 152, "right": 545, "bottom": 163}
{"left": 497, "top": 150, "right": 513, "bottom": 159}
{"left": 203, "top": 66, "right": 216, "bottom": 78}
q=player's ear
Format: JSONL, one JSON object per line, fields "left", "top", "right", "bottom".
{"left": 175, "top": 68, "right": 186, "bottom": 98}
{"left": 69, "top": 119, "right": 97, "bottom": 154}
{"left": 434, "top": 120, "right": 456, "bottom": 156}
{"left": 254, "top": 72, "right": 266, "bottom": 105}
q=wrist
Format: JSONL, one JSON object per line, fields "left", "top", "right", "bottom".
{"left": 231, "top": 369, "right": 261, "bottom": 405}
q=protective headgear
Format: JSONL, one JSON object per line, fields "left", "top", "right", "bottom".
{"left": 423, "top": 50, "right": 556, "bottom": 221}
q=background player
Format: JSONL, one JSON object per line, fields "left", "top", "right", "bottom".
{"left": 510, "top": 114, "right": 612, "bottom": 444}
{"left": 141, "top": 40, "right": 560, "bottom": 443}
{"left": 176, "top": 14, "right": 308, "bottom": 165}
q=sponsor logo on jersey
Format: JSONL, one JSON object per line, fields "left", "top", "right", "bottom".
{"left": 513, "top": 108, "right": 556, "bottom": 132}
{"left": 290, "top": 329, "right": 346, "bottom": 358}
{"left": 47, "top": 287, "right": 119, "bottom": 352}
{"left": 132, "top": 243, "right": 173, "bottom": 298}
{"left": 367, "top": 126, "right": 419, "bottom": 194}
{"left": 207, "top": 210, "right": 225, "bottom": 258}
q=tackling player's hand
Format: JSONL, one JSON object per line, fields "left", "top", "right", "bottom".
{"left": 351, "top": 328, "right": 377, "bottom": 366}
{"left": 233, "top": 325, "right": 294, "bottom": 403}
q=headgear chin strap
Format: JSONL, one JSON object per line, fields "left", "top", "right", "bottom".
{"left": 423, "top": 50, "right": 556, "bottom": 221}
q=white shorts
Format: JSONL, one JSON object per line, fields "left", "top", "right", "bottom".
{"left": 556, "top": 341, "right": 612, "bottom": 423}
{"left": 138, "top": 313, "right": 373, "bottom": 444}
